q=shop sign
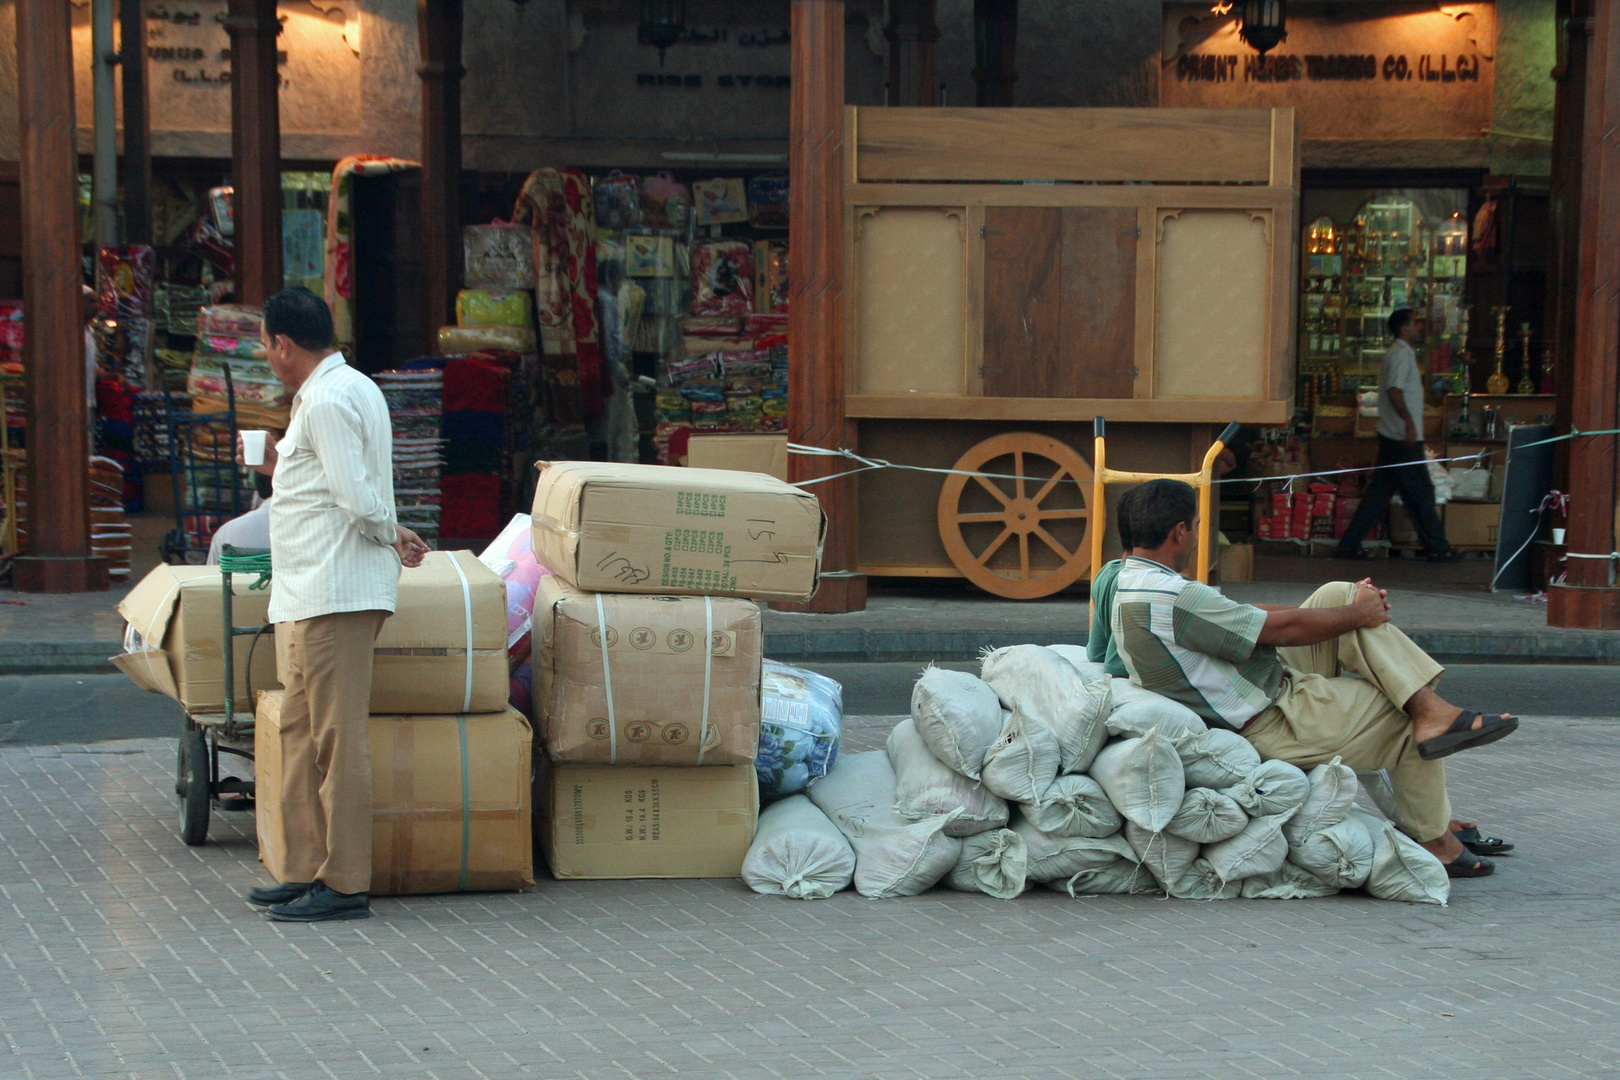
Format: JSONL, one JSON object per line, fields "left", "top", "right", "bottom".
{"left": 1161, "top": 2, "right": 1495, "bottom": 142}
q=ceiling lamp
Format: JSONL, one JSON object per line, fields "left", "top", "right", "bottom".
{"left": 638, "top": 0, "right": 687, "bottom": 66}
{"left": 1238, "top": 0, "right": 1287, "bottom": 56}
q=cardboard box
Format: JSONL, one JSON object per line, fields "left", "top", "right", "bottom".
{"left": 686, "top": 433, "right": 790, "bottom": 481}
{"left": 536, "top": 755, "right": 759, "bottom": 879}
{"left": 530, "top": 460, "right": 825, "bottom": 603}
{"left": 534, "top": 576, "right": 763, "bottom": 766}
{"left": 255, "top": 692, "right": 534, "bottom": 896}
{"left": 369, "top": 550, "right": 509, "bottom": 714}
{"left": 1218, "top": 543, "right": 1254, "bottom": 583}
{"left": 1445, "top": 501, "right": 1501, "bottom": 548}
{"left": 113, "top": 564, "right": 281, "bottom": 714}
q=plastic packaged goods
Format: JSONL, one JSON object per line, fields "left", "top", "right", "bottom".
{"left": 97, "top": 245, "right": 155, "bottom": 317}
{"left": 746, "top": 175, "right": 790, "bottom": 229}
{"left": 757, "top": 660, "right": 843, "bottom": 800}
{"left": 640, "top": 171, "right": 691, "bottom": 230}
{"left": 692, "top": 177, "right": 748, "bottom": 225}
{"left": 463, "top": 224, "right": 537, "bottom": 289}
{"left": 455, "top": 289, "right": 535, "bottom": 328}
{"left": 690, "top": 241, "right": 754, "bottom": 318}
{"left": 753, "top": 239, "right": 789, "bottom": 313}
{"left": 196, "top": 304, "right": 264, "bottom": 339}
{"left": 476, "top": 513, "right": 551, "bottom": 666}
{"left": 593, "top": 171, "right": 643, "bottom": 230}
{"left": 436, "top": 324, "right": 538, "bottom": 355}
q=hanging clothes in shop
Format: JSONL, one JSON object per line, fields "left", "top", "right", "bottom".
{"left": 511, "top": 168, "right": 604, "bottom": 423}
{"left": 323, "top": 155, "right": 420, "bottom": 352}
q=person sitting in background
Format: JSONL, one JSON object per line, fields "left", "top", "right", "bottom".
{"left": 1086, "top": 486, "right": 1140, "bottom": 678}
{"left": 1111, "top": 478, "right": 1517, "bottom": 877}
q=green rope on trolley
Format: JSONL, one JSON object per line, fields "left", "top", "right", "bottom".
{"left": 218, "top": 547, "right": 273, "bottom": 591}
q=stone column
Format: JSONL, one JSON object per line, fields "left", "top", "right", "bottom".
{"left": 14, "top": 0, "right": 107, "bottom": 591}
{"left": 782, "top": 0, "right": 866, "bottom": 614}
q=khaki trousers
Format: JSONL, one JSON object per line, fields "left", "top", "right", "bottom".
{"left": 273, "top": 609, "right": 388, "bottom": 894}
{"left": 1241, "top": 582, "right": 1453, "bottom": 841}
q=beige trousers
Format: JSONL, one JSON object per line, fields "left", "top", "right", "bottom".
{"left": 1241, "top": 581, "right": 1453, "bottom": 841}
{"left": 273, "top": 609, "right": 388, "bottom": 894}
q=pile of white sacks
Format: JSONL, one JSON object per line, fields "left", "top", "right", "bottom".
{"left": 742, "top": 645, "right": 1450, "bottom": 905}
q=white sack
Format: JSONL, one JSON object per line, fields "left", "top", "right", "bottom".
{"left": 1221, "top": 759, "right": 1310, "bottom": 818}
{"left": 1240, "top": 862, "right": 1340, "bottom": 899}
{"left": 978, "top": 709, "right": 1063, "bottom": 805}
{"left": 887, "top": 718, "right": 1009, "bottom": 837}
{"left": 1020, "top": 773, "right": 1122, "bottom": 839}
{"left": 1045, "top": 858, "right": 1157, "bottom": 897}
{"left": 1046, "top": 646, "right": 1107, "bottom": 684}
{"left": 1167, "top": 787, "right": 1249, "bottom": 844}
{"left": 945, "top": 828, "right": 1028, "bottom": 899}
{"left": 910, "top": 666, "right": 1005, "bottom": 780}
{"left": 1171, "top": 859, "right": 1243, "bottom": 900}
{"left": 1088, "top": 732, "right": 1185, "bottom": 833}
{"left": 1284, "top": 757, "right": 1360, "bottom": 844}
{"left": 1349, "top": 809, "right": 1450, "bottom": 906}
{"left": 742, "top": 795, "right": 856, "bottom": 900}
{"left": 808, "top": 751, "right": 963, "bottom": 898}
{"left": 1013, "top": 818, "right": 1138, "bottom": 884}
{"left": 1201, "top": 810, "right": 1294, "bottom": 884}
{"left": 980, "top": 645, "right": 1111, "bottom": 774}
{"left": 1180, "top": 728, "right": 1263, "bottom": 789}
{"left": 1125, "top": 822, "right": 1199, "bottom": 893}
{"left": 1101, "top": 678, "right": 1209, "bottom": 744}
{"left": 1288, "top": 816, "right": 1374, "bottom": 890}
{"left": 1356, "top": 769, "right": 1409, "bottom": 830}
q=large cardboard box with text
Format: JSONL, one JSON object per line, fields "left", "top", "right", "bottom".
{"left": 533, "top": 576, "right": 763, "bottom": 766}
{"left": 115, "top": 551, "right": 508, "bottom": 715}
{"left": 255, "top": 691, "right": 534, "bottom": 895}
{"left": 529, "top": 461, "right": 825, "bottom": 603}
{"left": 535, "top": 754, "right": 758, "bottom": 879}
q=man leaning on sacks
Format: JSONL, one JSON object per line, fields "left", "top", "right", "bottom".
{"left": 1107, "top": 479, "right": 1517, "bottom": 877}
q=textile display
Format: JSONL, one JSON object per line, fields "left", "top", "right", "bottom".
{"left": 324, "top": 155, "right": 420, "bottom": 351}
{"left": 511, "top": 168, "right": 603, "bottom": 422}
{"left": 441, "top": 473, "right": 502, "bottom": 541}
{"left": 374, "top": 367, "right": 445, "bottom": 546}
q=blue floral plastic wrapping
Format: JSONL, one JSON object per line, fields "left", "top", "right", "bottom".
{"left": 757, "top": 660, "right": 844, "bottom": 801}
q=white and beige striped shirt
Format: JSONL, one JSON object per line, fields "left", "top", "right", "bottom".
{"left": 267, "top": 352, "right": 400, "bottom": 624}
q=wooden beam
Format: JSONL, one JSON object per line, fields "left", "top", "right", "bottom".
{"left": 225, "top": 0, "right": 282, "bottom": 305}
{"left": 120, "top": 0, "right": 153, "bottom": 244}
{"left": 781, "top": 0, "right": 866, "bottom": 614}
{"left": 1550, "top": 0, "right": 1620, "bottom": 624}
{"left": 418, "top": 0, "right": 465, "bottom": 352}
{"left": 885, "top": 0, "right": 939, "bottom": 107}
{"left": 14, "top": 0, "right": 107, "bottom": 592}
{"left": 1548, "top": 0, "right": 1592, "bottom": 489}
{"left": 972, "top": 0, "right": 1018, "bottom": 107}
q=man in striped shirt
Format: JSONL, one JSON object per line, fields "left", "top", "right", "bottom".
{"left": 238, "top": 287, "right": 427, "bottom": 922}
{"left": 1111, "top": 479, "right": 1516, "bottom": 877}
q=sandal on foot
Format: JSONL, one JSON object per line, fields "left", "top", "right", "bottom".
{"left": 1445, "top": 851, "right": 1495, "bottom": 878}
{"left": 1418, "top": 711, "right": 1519, "bottom": 761}
{"left": 1455, "top": 827, "right": 1514, "bottom": 856}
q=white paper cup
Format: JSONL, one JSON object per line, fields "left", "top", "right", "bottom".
{"left": 241, "top": 429, "right": 268, "bottom": 467}
{"left": 1552, "top": 527, "right": 1566, "bottom": 545}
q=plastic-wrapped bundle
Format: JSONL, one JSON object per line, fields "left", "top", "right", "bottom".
{"left": 455, "top": 289, "right": 534, "bottom": 328}
{"left": 463, "top": 224, "right": 537, "bottom": 289}
{"left": 690, "top": 241, "right": 753, "bottom": 317}
{"left": 437, "top": 324, "right": 537, "bottom": 355}
{"left": 196, "top": 304, "right": 263, "bottom": 339}
{"left": 476, "top": 513, "right": 551, "bottom": 668}
{"left": 97, "top": 245, "right": 155, "bottom": 317}
{"left": 757, "top": 660, "right": 843, "bottom": 800}
{"left": 196, "top": 334, "right": 266, "bottom": 360}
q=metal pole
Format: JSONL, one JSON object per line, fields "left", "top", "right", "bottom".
{"left": 92, "top": 0, "right": 119, "bottom": 248}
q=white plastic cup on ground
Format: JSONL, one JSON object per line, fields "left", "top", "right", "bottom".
{"left": 1552, "top": 527, "right": 1566, "bottom": 545}
{"left": 241, "top": 429, "right": 268, "bottom": 467}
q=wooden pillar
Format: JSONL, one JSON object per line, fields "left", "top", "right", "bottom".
{"left": 1549, "top": 0, "right": 1620, "bottom": 627}
{"left": 885, "top": 0, "right": 939, "bottom": 107}
{"left": 1549, "top": 0, "right": 1592, "bottom": 487}
{"left": 418, "top": 0, "right": 465, "bottom": 352}
{"left": 120, "top": 0, "right": 153, "bottom": 245}
{"left": 224, "top": 0, "right": 282, "bottom": 305}
{"left": 14, "top": 0, "right": 108, "bottom": 591}
{"left": 782, "top": 0, "right": 866, "bottom": 613}
{"left": 973, "top": 0, "right": 1018, "bottom": 107}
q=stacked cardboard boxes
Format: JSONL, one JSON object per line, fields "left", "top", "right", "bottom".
{"left": 528, "top": 461, "right": 825, "bottom": 879}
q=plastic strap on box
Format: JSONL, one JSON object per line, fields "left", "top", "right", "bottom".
{"left": 448, "top": 553, "right": 475, "bottom": 712}
{"left": 697, "top": 596, "right": 713, "bottom": 766}
{"left": 595, "top": 592, "right": 618, "bottom": 764}
{"left": 457, "top": 714, "right": 471, "bottom": 891}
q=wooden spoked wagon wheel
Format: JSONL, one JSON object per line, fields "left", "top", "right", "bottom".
{"left": 937, "top": 432, "right": 1094, "bottom": 599}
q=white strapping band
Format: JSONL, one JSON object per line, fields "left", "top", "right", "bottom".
{"left": 448, "top": 553, "right": 475, "bottom": 712}
{"left": 696, "top": 596, "right": 713, "bottom": 766}
{"left": 595, "top": 592, "right": 618, "bottom": 764}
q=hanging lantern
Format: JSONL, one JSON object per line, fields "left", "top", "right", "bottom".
{"left": 638, "top": 0, "right": 687, "bottom": 66}
{"left": 1238, "top": 0, "right": 1286, "bottom": 56}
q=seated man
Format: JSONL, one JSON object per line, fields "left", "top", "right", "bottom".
{"left": 1085, "top": 486, "right": 1140, "bottom": 678}
{"left": 1111, "top": 478, "right": 1517, "bottom": 877}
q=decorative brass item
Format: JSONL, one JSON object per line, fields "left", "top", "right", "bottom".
{"left": 1486, "top": 305, "right": 1511, "bottom": 395}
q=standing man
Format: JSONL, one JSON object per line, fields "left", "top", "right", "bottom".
{"left": 238, "top": 287, "right": 427, "bottom": 922}
{"left": 1336, "top": 308, "right": 1458, "bottom": 562}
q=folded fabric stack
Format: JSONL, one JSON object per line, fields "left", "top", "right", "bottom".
{"left": 8, "top": 454, "right": 131, "bottom": 579}
{"left": 133, "top": 391, "right": 187, "bottom": 472}
{"left": 188, "top": 305, "right": 290, "bottom": 434}
{"left": 439, "top": 351, "right": 513, "bottom": 542}
{"left": 374, "top": 367, "right": 446, "bottom": 548}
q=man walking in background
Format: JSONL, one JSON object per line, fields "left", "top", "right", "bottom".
{"left": 238, "top": 287, "right": 427, "bottom": 922}
{"left": 1336, "top": 308, "right": 1458, "bottom": 562}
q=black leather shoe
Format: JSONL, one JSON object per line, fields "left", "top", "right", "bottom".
{"left": 247, "top": 881, "right": 312, "bottom": 907}
{"left": 267, "top": 882, "right": 372, "bottom": 922}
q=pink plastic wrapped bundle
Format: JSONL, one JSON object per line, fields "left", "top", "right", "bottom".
{"left": 690, "top": 241, "right": 753, "bottom": 318}
{"left": 477, "top": 513, "right": 552, "bottom": 668}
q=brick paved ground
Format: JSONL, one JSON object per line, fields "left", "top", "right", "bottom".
{"left": 1, "top": 715, "right": 1615, "bottom": 1080}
